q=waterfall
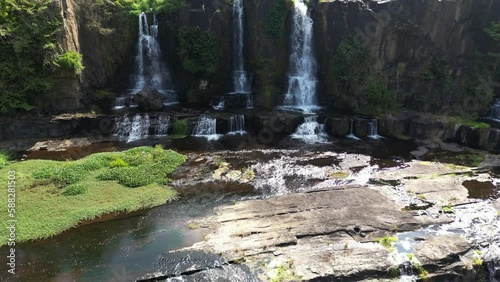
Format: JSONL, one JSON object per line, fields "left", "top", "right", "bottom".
{"left": 291, "top": 116, "right": 327, "bottom": 143}
{"left": 368, "top": 119, "right": 383, "bottom": 139}
{"left": 347, "top": 119, "right": 360, "bottom": 140}
{"left": 486, "top": 98, "right": 500, "bottom": 121}
{"left": 283, "top": 0, "right": 318, "bottom": 112}
{"left": 114, "top": 114, "right": 150, "bottom": 142}
{"left": 114, "top": 97, "right": 126, "bottom": 110}
{"left": 193, "top": 116, "right": 220, "bottom": 140}
{"left": 212, "top": 97, "right": 225, "bottom": 111}
{"left": 132, "top": 13, "right": 173, "bottom": 94}
{"left": 155, "top": 114, "right": 171, "bottom": 136}
{"left": 229, "top": 115, "right": 246, "bottom": 135}
{"left": 232, "top": 0, "right": 251, "bottom": 94}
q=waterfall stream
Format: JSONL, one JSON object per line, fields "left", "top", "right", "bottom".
{"left": 291, "top": 116, "right": 327, "bottom": 143}
{"left": 232, "top": 0, "right": 251, "bottom": 94}
{"left": 229, "top": 115, "right": 246, "bottom": 135}
{"left": 347, "top": 119, "right": 360, "bottom": 140}
{"left": 487, "top": 99, "right": 500, "bottom": 121}
{"left": 155, "top": 114, "right": 171, "bottom": 136}
{"left": 193, "top": 116, "right": 220, "bottom": 141}
{"left": 283, "top": 0, "right": 318, "bottom": 112}
{"left": 368, "top": 119, "right": 383, "bottom": 139}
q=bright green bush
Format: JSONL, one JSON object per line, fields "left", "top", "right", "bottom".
{"left": 57, "top": 51, "right": 85, "bottom": 75}
{"left": 177, "top": 26, "right": 221, "bottom": 74}
{"left": 0, "top": 152, "right": 10, "bottom": 169}
{"left": 62, "top": 183, "right": 89, "bottom": 196}
{"left": 109, "top": 158, "right": 129, "bottom": 168}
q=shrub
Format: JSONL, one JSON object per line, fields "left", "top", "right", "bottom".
{"left": 177, "top": 26, "right": 221, "bottom": 74}
{"left": 54, "top": 164, "right": 88, "bottom": 185}
{"left": 267, "top": 0, "right": 288, "bottom": 38}
{"left": 109, "top": 158, "right": 129, "bottom": 168}
{"left": 0, "top": 152, "right": 10, "bottom": 169}
{"left": 57, "top": 51, "right": 85, "bottom": 75}
{"left": 172, "top": 119, "right": 189, "bottom": 136}
{"left": 32, "top": 164, "right": 58, "bottom": 180}
{"left": 62, "top": 183, "right": 89, "bottom": 196}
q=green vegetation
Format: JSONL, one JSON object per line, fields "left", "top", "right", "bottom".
{"left": 172, "top": 118, "right": 189, "bottom": 137}
{"left": 413, "top": 263, "right": 429, "bottom": 280}
{"left": 0, "top": 146, "right": 185, "bottom": 246}
{"left": 267, "top": 0, "right": 289, "bottom": 38}
{"left": 107, "top": 0, "right": 185, "bottom": 14}
{"left": 377, "top": 235, "right": 398, "bottom": 250}
{"left": 387, "top": 266, "right": 400, "bottom": 278}
{"left": 0, "top": 152, "right": 10, "bottom": 169}
{"left": 270, "top": 260, "right": 301, "bottom": 282}
{"left": 333, "top": 35, "right": 394, "bottom": 111}
{"left": 449, "top": 116, "right": 490, "bottom": 129}
{"left": 187, "top": 221, "right": 200, "bottom": 229}
{"left": 441, "top": 204, "right": 455, "bottom": 213}
{"left": 57, "top": 51, "right": 85, "bottom": 75}
{"left": 177, "top": 26, "right": 221, "bottom": 75}
{"left": 484, "top": 21, "right": 500, "bottom": 73}
{"left": 0, "top": 0, "right": 62, "bottom": 113}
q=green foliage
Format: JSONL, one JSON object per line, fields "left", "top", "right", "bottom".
{"left": 377, "top": 235, "right": 398, "bottom": 250}
{"left": 333, "top": 35, "right": 374, "bottom": 89}
{"left": 0, "top": 152, "right": 10, "bottom": 169}
{"left": 109, "top": 158, "right": 129, "bottom": 168}
{"left": 111, "top": 0, "right": 185, "bottom": 14}
{"left": 57, "top": 51, "right": 85, "bottom": 75}
{"left": 172, "top": 119, "right": 189, "bottom": 136}
{"left": 62, "top": 183, "right": 89, "bottom": 196}
{"left": 364, "top": 76, "right": 394, "bottom": 108}
{"left": 266, "top": 0, "right": 288, "bottom": 38}
{"left": 0, "top": 0, "right": 62, "bottom": 113}
{"left": 177, "top": 26, "right": 221, "bottom": 75}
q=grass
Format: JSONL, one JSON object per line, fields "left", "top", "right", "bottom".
{"left": 377, "top": 235, "right": 398, "bottom": 250}
{"left": 0, "top": 146, "right": 185, "bottom": 246}
{"left": 441, "top": 204, "right": 455, "bottom": 213}
{"left": 0, "top": 151, "right": 10, "bottom": 169}
{"left": 270, "top": 260, "right": 301, "bottom": 282}
{"left": 450, "top": 116, "right": 491, "bottom": 129}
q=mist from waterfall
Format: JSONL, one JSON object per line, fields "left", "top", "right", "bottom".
{"left": 132, "top": 13, "right": 172, "bottom": 93}
{"left": 232, "top": 0, "right": 251, "bottom": 94}
{"left": 283, "top": 0, "right": 318, "bottom": 112}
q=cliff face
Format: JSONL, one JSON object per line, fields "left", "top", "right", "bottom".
{"left": 313, "top": 0, "right": 500, "bottom": 114}
{"left": 43, "top": 0, "right": 137, "bottom": 112}
{"left": 47, "top": 0, "right": 499, "bottom": 115}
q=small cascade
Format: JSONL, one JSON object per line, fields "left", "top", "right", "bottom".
{"left": 232, "top": 0, "right": 251, "bottom": 95}
{"left": 399, "top": 261, "right": 417, "bottom": 282}
{"left": 113, "top": 97, "right": 126, "bottom": 110}
{"left": 347, "top": 119, "right": 360, "bottom": 140}
{"left": 487, "top": 98, "right": 500, "bottom": 121}
{"left": 155, "top": 114, "right": 170, "bottom": 136}
{"left": 193, "top": 116, "right": 220, "bottom": 140}
{"left": 283, "top": 0, "right": 318, "bottom": 112}
{"left": 212, "top": 98, "right": 225, "bottom": 111}
{"left": 368, "top": 119, "right": 383, "bottom": 139}
{"left": 291, "top": 115, "right": 327, "bottom": 144}
{"left": 114, "top": 114, "right": 150, "bottom": 142}
{"left": 130, "top": 13, "right": 174, "bottom": 97}
{"left": 228, "top": 115, "right": 246, "bottom": 135}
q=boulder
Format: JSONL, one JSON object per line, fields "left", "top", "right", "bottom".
{"left": 133, "top": 86, "right": 164, "bottom": 111}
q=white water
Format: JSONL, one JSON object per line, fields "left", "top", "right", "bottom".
{"left": 229, "top": 115, "right": 246, "bottom": 135}
{"left": 487, "top": 98, "right": 500, "bottom": 121}
{"left": 283, "top": 0, "right": 318, "bottom": 112}
{"left": 113, "top": 97, "right": 126, "bottom": 110}
{"left": 291, "top": 116, "right": 328, "bottom": 144}
{"left": 368, "top": 119, "right": 384, "bottom": 139}
{"left": 347, "top": 119, "right": 360, "bottom": 140}
{"left": 156, "top": 114, "right": 171, "bottom": 136}
{"left": 132, "top": 13, "right": 173, "bottom": 95}
{"left": 114, "top": 114, "right": 150, "bottom": 142}
{"left": 212, "top": 98, "right": 225, "bottom": 111}
{"left": 232, "top": 0, "right": 251, "bottom": 94}
{"left": 193, "top": 116, "right": 220, "bottom": 141}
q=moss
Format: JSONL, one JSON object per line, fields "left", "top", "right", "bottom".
{"left": 450, "top": 116, "right": 490, "bottom": 129}
{"left": 172, "top": 119, "right": 189, "bottom": 137}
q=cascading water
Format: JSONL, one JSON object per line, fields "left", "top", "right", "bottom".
{"left": 114, "top": 97, "right": 126, "bottom": 110}
{"left": 155, "top": 114, "right": 171, "bottom": 136}
{"left": 283, "top": 0, "right": 318, "bottom": 112}
{"left": 347, "top": 119, "right": 360, "bottom": 140}
{"left": 291, "top": 116, "right": 328, "bottom": 144}
{"left": 229, "top": 115, "right": 246, "bottom": 135}
{"left": 368, "top": 119, "right": 383, "bottom": 139}
{"left": 232, "top": 0, "right": 251, "bottom": 94}
{"left": 131, "top": 13, "right": 176, "bottom": 104}
{"left": 193, "top": 116, "right": 220, "bottom": 141}
{"left": 114, "top": 114, "right": 150, "bottom": 142}
{"left": 486, "top": 98, "right": 500, "bottom": 121}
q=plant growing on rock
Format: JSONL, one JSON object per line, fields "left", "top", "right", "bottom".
{"left": 57, "top": 51, "right": 85, "bottom": 75}
{"left": 177, "top": 26, "right": 221, "bottom": 75}
{"left": 377, "top": 235, "right": 398, "bottom": 250}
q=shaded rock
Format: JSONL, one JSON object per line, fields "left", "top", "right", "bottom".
{"left": 133, "top": 86, "right": 165, "bottom": 111}
{"left": 354, "top": 119, "right": 370, "bottom": 138}
{"left": 326, "top": 118, "right": 350, "bottom": 137}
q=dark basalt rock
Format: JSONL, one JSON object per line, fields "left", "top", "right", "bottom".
{"left": 133, "top": 86, "right": 165, "bottom": 111}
